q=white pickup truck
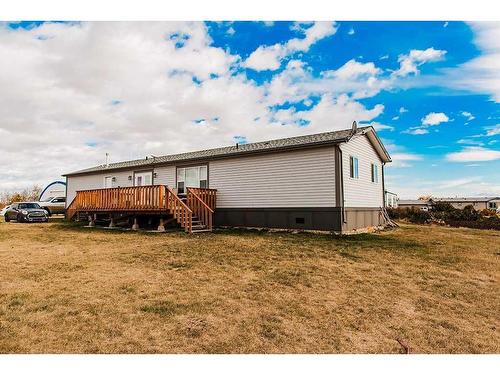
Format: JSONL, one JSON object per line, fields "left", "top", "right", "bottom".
{"left": 37, "top": 196, "right": 66, "bottom": 215}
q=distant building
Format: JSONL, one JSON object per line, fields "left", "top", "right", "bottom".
{"left": 385, "top": 190, "right": 398, "bottom": 208}
{"left": 432, "top": 197, "right": 500, "bottom": 211}
{"left": 398, "top": 199, "right": 431, "bottom": 211}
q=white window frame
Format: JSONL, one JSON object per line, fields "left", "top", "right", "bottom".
{"left": 349, "top": 156, "right": 359, "bottom": 179}
{"left": 176, "top": 165, "right": 208, "bottom": 193}
{"left": 134, "top": 171, "right": 153, "bottom": 186}
{"left": 371, "top": 163, "right": 379, "bottom": 183}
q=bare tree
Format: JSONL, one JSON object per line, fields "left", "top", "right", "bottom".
{"left": 0, "top": 185, "right": 43, "bottom": 207}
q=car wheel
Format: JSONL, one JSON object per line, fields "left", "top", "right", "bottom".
{"left": 4, "top": 215, "right": 10, "bottom": 222}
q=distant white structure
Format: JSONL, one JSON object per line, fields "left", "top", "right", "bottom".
{"left": 385, "top": 190, "right": 398, "bottom": 208}
{"left": 39, "top": 181, "right": 66, "bottom": 201}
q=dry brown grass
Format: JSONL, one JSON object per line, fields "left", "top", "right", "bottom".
{"left": 0, "top": 219, "right": 499, "bottom": 353}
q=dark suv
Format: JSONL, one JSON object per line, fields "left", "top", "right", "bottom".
{"left": 4, "top": 202, "right": 48, "bottom": 223}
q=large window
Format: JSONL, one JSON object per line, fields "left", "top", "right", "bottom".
{"left": 489, "top": 202, "right": 498, "bottom": 209}
{"left": 176, "top": 165, "right": 208, "bottom": 194}
{"left": 349, "top": 156, "right": 359, "bottom": 179}
{"left": 371, "top": 163, "right": 379, "bottom": 183}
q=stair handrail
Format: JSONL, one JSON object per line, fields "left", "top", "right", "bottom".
{"left": 185, "top": 187, "right": 217, "bottom": 210}
{"left": 186, "top": 187, "right": 214, "bottom": 231}
{"left": 65, "top": 196, "right": 78, "bottom": 220}
{"left": 166, "top": 186, "right": 193, "bottom": 233}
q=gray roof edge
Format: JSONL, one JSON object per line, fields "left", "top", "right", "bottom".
{"left": 63, "top": 133, "right": 352, "bottom": 177}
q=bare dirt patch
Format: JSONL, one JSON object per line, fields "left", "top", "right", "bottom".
{"left": 0, "top": 220, "right": 498, "bottom": 353}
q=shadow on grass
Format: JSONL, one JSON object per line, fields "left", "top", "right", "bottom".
{"left": 53, "top": 220, "right": 186, "bottom": 237}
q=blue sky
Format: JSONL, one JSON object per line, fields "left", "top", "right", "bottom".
{"left": 0, "top": 21, "right": 499, "bottom": 197}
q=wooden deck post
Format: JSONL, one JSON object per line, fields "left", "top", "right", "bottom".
{"left": 109, "top": 215, "right": 115, "bottom": 228}
{"left": 132, "top": 217, "right": 139, "bottom": 230}
{"left": 157, "top": 217, "right": 166, "bottom": 232}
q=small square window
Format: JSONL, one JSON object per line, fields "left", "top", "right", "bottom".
{"left": 295, "top": 217, "right": 305, "bottom": 224}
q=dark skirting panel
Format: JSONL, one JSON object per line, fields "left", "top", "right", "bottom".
{"left": 214, "top": 207, "right": 343, "bottom": 231}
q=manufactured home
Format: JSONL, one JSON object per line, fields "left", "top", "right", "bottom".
{"left": 432, "top": 197, "right": 500, "bottom": 211}
{"left": 63, "top": 124, "right": 391, "bottom": 233}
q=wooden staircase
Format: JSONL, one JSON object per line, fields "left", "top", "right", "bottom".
{"left": 66, "top": 185, "right": 216, "bottom": 233}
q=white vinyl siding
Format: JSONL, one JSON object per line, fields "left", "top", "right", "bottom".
{"left": 209, "top": 146, "right": 336, "bottom": 208}
{"left": 153, "top": 165, "right": 176, "bottom": 187}
{"left": 341, "top": 135, "right": 383, "bottom": 208}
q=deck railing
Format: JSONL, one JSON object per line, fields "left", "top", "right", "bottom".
{"left": 186, "top": 187, "right": 217, "bottom": 210}
{"left": 187, "top": 187, "right": 214, "bottom": 231}
{"left": 72, "top": 185, "right": 168, "bottom": 212}
{"left": 67, "top": 185, "right": 216, "bottom": 233}
{"left": 166, "top": 186, "right": 192, "bottom": 233}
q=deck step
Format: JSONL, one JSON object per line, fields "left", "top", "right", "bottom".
{"left": 191, "top": 229, "right": 212, "bottom": 233}
{"left": 192, "top": 225, "right": 207, "bottom": 230}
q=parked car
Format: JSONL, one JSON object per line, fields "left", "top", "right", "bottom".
{"left": 4, "top": 202, "right": 48, "bottom": 223}
{"left": 37, "top": 196, "right": 66, "bottom": 215}
{"left": 0, "top": 205, "right": 11, "bottom": 216}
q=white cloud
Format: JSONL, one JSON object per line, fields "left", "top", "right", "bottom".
{"left": 404, "top": 112, "right": 449, "bottom": 135}
{"left": 348, "top": 28, "right": 355, "bottom": 35}
{"left": 326, "top": 59, "right": 380, "bottom": 80}
{"left": 0, "top": 22, "right": 390, "bottom": 191}
{"left": 457, "top": 138, "right": 484, "bottom": 146}
{"left": 399, "top": 107, "right": 408, "bottom": 113}
{"left": 485, "top": 124, "right": 500, "bottom": 136}
{"left": 446, "top": 147, "right": 500, "bottom": 162}
{"left": 392, "top": 116, "right": 399, "bottom": 121}
{"left": 441, "top": 22, "right": 500, "bottom": 102}
{"left": 443, "top": 22, "right": 449, "bottom": 28}
{"left": 393, "top": 47, "right": 447, "bottom": 77}
{"left": 461, "top": 111, "right": 475, "bottom": 121}
{"left": 388, "top": 152, "right": 423, "bottom": 168}
{"left": 437, "top": 177, "right": 482, "bottom": 189}
{"left": 422, "top": 112, "right": 449, "bottom": 126}
{"left": 265, "top": 59, "right": 388, "bottom": 105}
{"left": 243, "top": 22, "right": 337, "bottom": 71}
{"left": 403, "top": 128, "right": 429, "bottom": 135}
{"left": 226, "top": 26, "right": 235, "bottom": 36}
{"left": 279, "top": 94, "right": 385, "bottom": 132}
{"left": 360, "top": 122, "right": 394, "bottom": 131}
{"left": 243, "top": 44, "right": 283, "bottom": 71}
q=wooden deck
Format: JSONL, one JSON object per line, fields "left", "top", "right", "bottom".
{"left": 66, "top": 185, "right": 217, "bottom": 233}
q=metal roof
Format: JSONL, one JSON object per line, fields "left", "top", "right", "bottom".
{"left": 64, "top": 126, "right": 390, "bottom": 176}
{"left": 398, "top": 199, "right": 431, "bottom": 205}
{"left": 432, "top": 197, "right": 499, "bottom": 203}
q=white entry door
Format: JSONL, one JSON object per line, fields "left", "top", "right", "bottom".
{"left": 134, "top": 171, "right": 153, "bottom": 186}
{"left": 104, "top": 176, "right": 114, "bottom": 188}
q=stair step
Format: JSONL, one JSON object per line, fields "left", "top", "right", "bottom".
{"left": 192, "top": 225, "right": 207, "bottom": 230}
{"left": 191, "top": 229, "right": 212, "bottom": 233}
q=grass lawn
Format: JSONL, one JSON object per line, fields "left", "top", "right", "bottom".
{"left": 0, "top": 219, "right": 498, "bottom": 353}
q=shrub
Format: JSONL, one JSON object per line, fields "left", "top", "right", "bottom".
{"left": 432, "top": 202, "right": 455, "bottom": 212}
{"left": 480, "top": 209, "right": 497, "bottom": 217}
{"left": 388, "top": 203, "right": 500, "bottom": 230}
